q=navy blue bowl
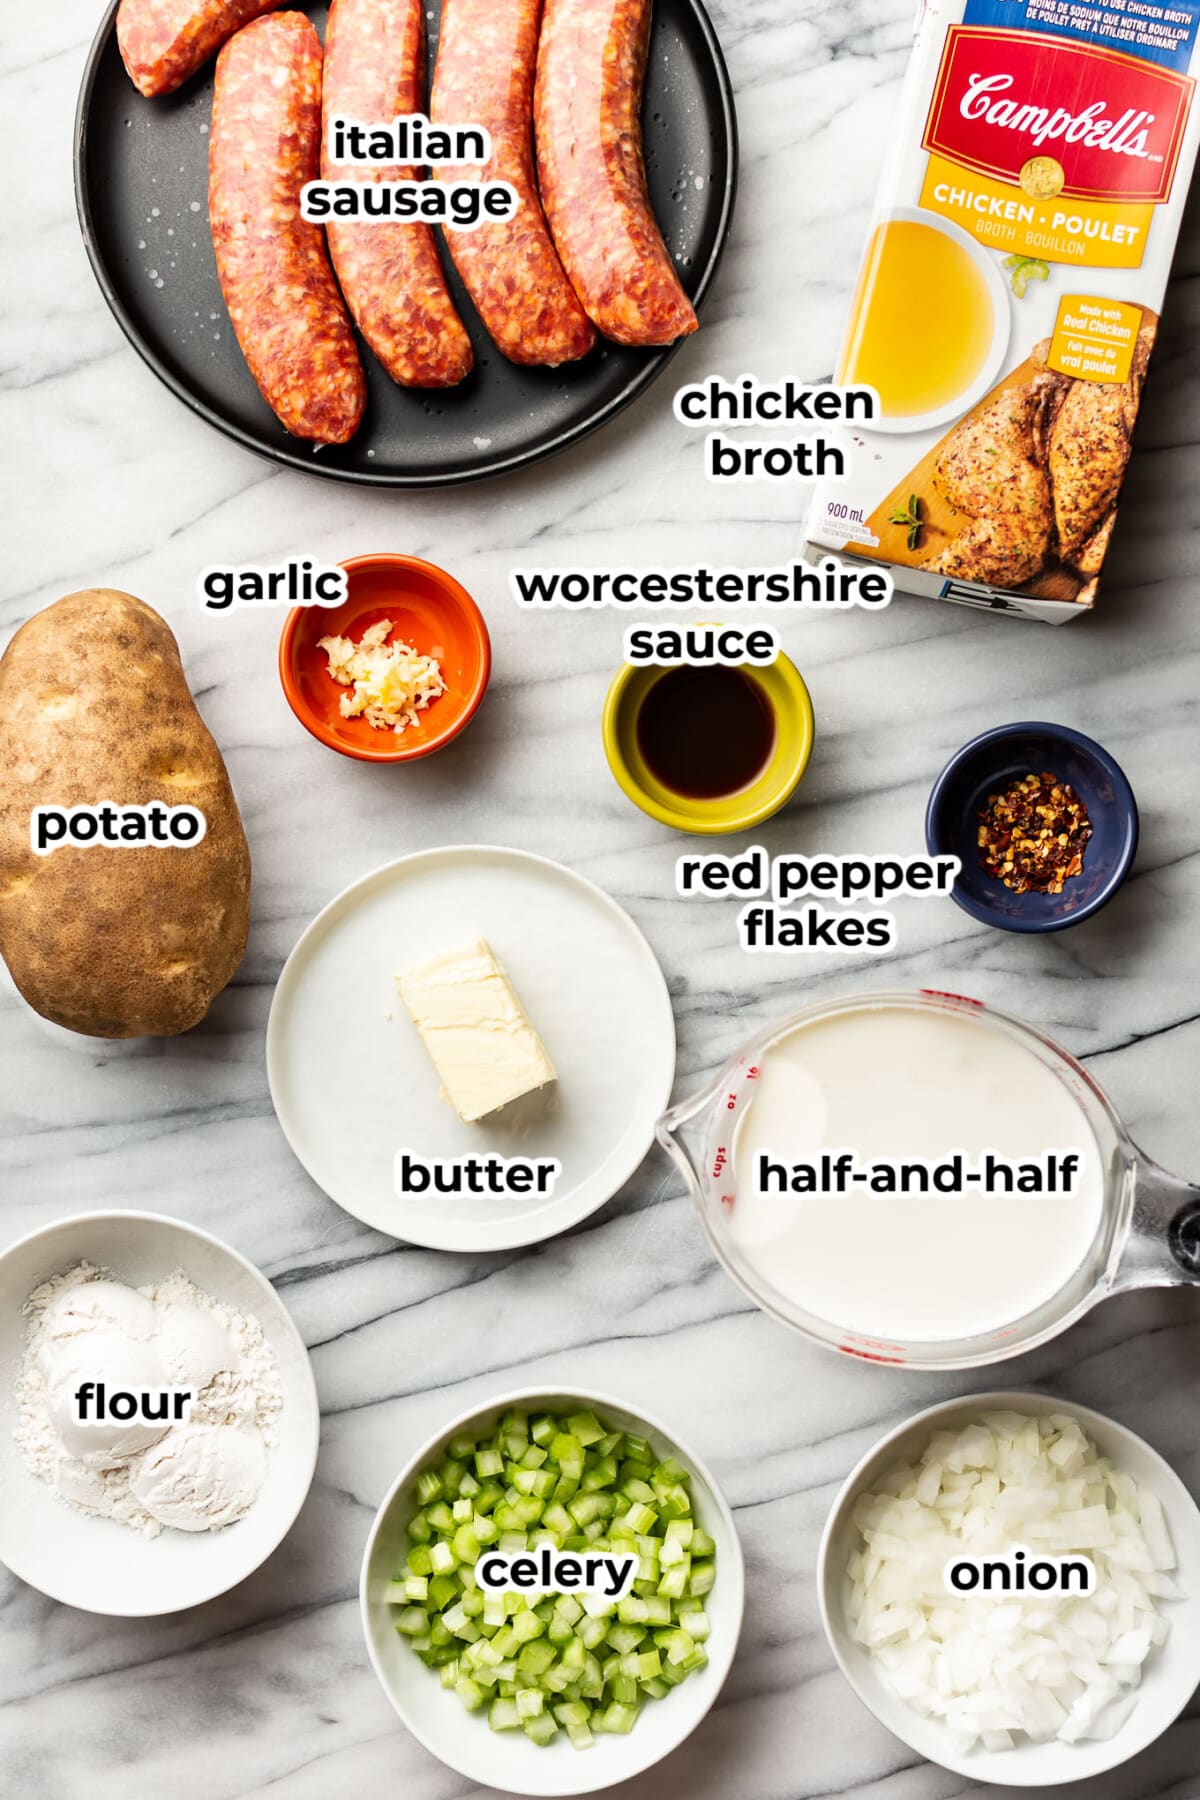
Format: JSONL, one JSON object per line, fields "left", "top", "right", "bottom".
{"left": 926, "top": 722, "right": 1139, "bottom": 933}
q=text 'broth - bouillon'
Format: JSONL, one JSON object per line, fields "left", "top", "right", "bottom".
{"left": 636, "top": 666, "right": 776, "bottom": 800}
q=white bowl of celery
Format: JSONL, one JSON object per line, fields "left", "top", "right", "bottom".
{"left": 360, "top": 1388, "right": 745, "bottom": 1794}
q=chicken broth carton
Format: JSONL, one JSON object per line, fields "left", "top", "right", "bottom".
{"left": 806, "top": 0, "right": 1200, "bottom": 620}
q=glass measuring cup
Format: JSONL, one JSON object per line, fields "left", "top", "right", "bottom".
{"left": 657, "top": 989, "right": 1200, "bottom": 1371}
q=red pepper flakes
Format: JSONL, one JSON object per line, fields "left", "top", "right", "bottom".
{"left": 977, "top": 770, "right": 1092, "bottom": 896}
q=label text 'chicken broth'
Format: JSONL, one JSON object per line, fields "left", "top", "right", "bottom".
{"left": 807, "top": 0, "right": 1200, "bottom": 622}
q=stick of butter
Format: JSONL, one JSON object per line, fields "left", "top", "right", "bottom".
{"left": 397, "top": 938, "right": 556, "bottom": 1124}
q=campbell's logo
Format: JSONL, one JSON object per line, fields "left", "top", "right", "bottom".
{"left": 924, "top": 26, "right": 1194, "bottom": 202}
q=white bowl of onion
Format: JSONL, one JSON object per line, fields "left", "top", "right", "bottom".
{"left": 818, "top": 1391, "right": 1200, "bottom": 1786}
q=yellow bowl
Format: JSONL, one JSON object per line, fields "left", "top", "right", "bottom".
{"left": 602, "top": 656, "right": 815, "bottom": 835}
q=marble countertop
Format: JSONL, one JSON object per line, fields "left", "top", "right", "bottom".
{"left": 3, "top": 1, "right": 1200, "bottom": 1796}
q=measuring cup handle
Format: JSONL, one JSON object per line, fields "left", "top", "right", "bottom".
{"left": 1113, "top": 1150, "right": 1200, "bottom": 1292}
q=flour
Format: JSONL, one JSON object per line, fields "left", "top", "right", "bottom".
{"left": 15, "top": 1262, "right": 283, "bottom": 1538}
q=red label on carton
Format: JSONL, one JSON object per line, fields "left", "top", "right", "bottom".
{"left": 923, "top": 26, "right": 1194, "bottom": 202}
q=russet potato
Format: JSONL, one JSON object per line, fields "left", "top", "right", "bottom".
{"left": 0, "top": 589, "right": 251, "bottom": 1037}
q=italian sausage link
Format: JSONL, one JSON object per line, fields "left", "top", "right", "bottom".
{"left": 322, "top": 0, "right": 473, "bottom": 389}
{"left": 535, "top": 0, "right": 698, "bottom": 346}
{"left": 209, "top": 13, "right": 366, "bottom": 444}
{"left": 117, "top": 0, "right": 283, "bottom": 98}
{"left": 431, "top": 0, "right": 596, "bottom": 367}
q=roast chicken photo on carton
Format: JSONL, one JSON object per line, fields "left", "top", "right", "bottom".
{"left": 920, "top": 321, "right": 1155, "bottom": 600}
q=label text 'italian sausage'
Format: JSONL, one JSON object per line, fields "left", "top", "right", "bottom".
{"left": 31, "top": 805, "right": 208, "bottom": 857}
{"left": 305, "top": 113, "right": 519, "bottom": 231}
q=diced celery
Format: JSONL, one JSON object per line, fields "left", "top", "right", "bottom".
{"left": 551, "top": 1433, "right": 585, "bottom": 1478}
{"left": 659, "top": 1534, "right": 689, "bottom": 1568}
{"left": 656, "top": 1562, "right": 688, "bottom": 1600}
{"left": 415, "top": 1468, "right": 443, "bottom": 1506}
{"left": 455, "top": 1676, "right": 485, "bottom": 1711}
{"left": 577, "top": 1614, "right": 608, "bottom": 1651}
{"left": 581, "top": 1455, "right": 618, "bottom": 1492}
{"left": 688, "top": 1560, "right": 715, "bottom": 1597}
{"left": 394, "top": 1405, "right": 716, "bottom": 1747}
{"left": 441, "top": 1458, "right": 466, "bottom": 1494}
{"left": 428, "top": 1572, "right": 458, "bottom": 1609}
{"left": 566, "top": 1411, "right": 606, "bottom": 1447}
{"left": 523, "top": 1712, "right": 559, "bottom": 1746}
{"left": 580, "top": 1653, "right": 605, "bottom": 1700}
{"left": 516, "top": 1640, "right": 556, "bottom": 1678}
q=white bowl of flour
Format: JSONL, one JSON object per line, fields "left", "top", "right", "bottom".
{"left": 0, "top": 1211, "right": 319, "bottom": 1614}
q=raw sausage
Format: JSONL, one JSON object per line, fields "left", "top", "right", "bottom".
{"left": 117, "top": 0, "right": 283, "bottom": 98}
{"left": 322, "top": 0, "right": 473, "bottom": 389}
{"left": 431, "top": 0, "right": 596, "bottom": 367}
{"left": 535, "top": 0, "right": 698, "bottom": 346}
{"left": 209, "top": 14, "right": 366, "bottom": 444}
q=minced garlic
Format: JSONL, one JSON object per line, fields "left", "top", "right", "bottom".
{"left": 318, "top": 620, "right": 445, "bottom": 734}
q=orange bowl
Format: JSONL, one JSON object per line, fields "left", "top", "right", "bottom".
{"left": 278, "top": 554, "right": 492, "bottom": 762}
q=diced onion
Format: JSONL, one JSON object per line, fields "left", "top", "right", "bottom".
{"left": 846, "top": 1412, "right": 1180, "bottom": 1752}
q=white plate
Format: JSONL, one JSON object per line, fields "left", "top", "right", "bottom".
{"left": 818, "top": 1390, "right": 1200, "bottom": 1786}
{"left": 267, "top": 847, "right": 676, "bottom": 1250}
{"left": 0, "top": 1211, "right": 320, "bottom": 1616}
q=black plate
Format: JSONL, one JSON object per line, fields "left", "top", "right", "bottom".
{"left": 74, "top": 0, "right": 737, "bottom": 487}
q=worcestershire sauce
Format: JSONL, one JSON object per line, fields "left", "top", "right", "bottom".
{"left": 636, "top": 667, "right": 776, "bottom": 800}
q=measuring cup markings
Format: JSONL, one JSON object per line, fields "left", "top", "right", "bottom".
{"left": 658, "top": 990, "right": 1200, "bottom": 1371}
